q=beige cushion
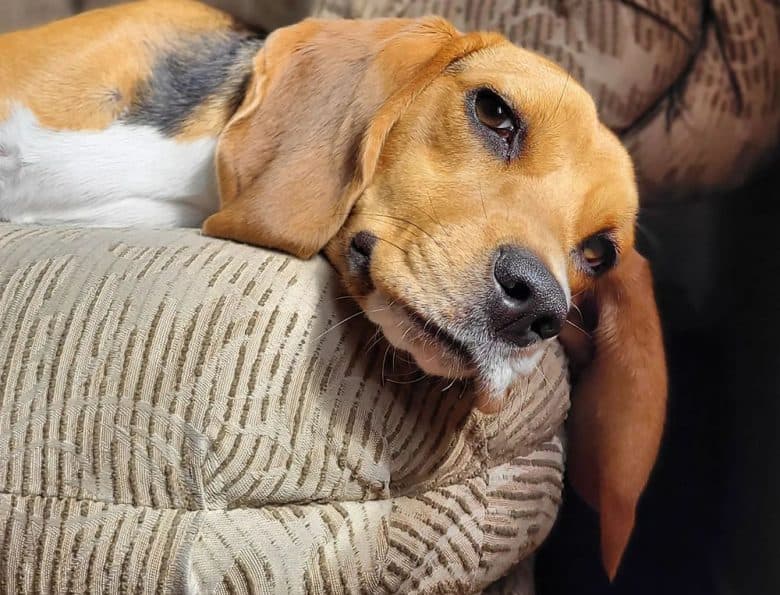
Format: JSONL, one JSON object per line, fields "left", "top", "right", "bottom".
{"left": 0, "top": 224, "right": 569, "bottom": 593}
{"left": 0, "top": 0, "right": 73, "bottom": 32}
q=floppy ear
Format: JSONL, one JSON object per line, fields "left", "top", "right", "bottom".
{"left": 560, "top": 247, "right": 667, "bottom": 580}
{"left": 203, "top": 18, "right": 503, "bottom": 258}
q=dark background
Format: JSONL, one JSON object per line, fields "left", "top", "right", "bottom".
{"left": 536, "top": 155, "right": 780, "bottom": 595}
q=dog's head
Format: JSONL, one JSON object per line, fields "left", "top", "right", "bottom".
{"left": 203, "top": 17, "right": 666, "bottom": 579}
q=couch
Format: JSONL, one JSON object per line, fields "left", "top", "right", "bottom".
{"left": 0, "top": 225, "right": 569, "bottom": 593}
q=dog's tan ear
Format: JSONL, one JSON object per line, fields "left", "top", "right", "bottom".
{"left": 203, "top": 18, "right": 503, "bottom": 258}
{"left": 560, "top": 247, "right": 667, "bottom": 580}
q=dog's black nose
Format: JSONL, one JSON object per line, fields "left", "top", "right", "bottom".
{"left": 490, "top": 245, "right": 568, "bottom": 346}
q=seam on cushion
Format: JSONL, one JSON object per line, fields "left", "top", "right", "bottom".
{"left": 615, "top": 0, "right": 695, "bottom": 43}
{"left": 618, "top": 2, "right": 747, "bottom": 136}
{"left": 617, "top": 5, "right": 704, "bottom": 136}
{"left": 0, "top": 442, "right": 563, "bottom": 514}
{"left": 388, "top": 423, "right": 564, "bottom": 500}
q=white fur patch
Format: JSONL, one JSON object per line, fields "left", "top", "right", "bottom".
{"left": 0, "top": 105, "right": 218, "bottom": 227}
{"left": 481, "top": 347, "right": 544, "bottom": 397}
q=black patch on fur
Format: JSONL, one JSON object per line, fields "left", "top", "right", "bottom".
{"left": 126, "top": 30, "right": 264, "bottom": 135}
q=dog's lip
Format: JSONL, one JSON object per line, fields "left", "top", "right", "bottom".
{"left": 400, "top": 303, "right": 474, "bottom": 364}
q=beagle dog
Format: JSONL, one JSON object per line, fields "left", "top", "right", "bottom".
{"left": 0, "top": 0, "right": 666, "bottom": 579}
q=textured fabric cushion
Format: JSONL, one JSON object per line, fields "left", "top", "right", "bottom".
{"left": 0, "top": 224, "right": 569, "bottom": 593}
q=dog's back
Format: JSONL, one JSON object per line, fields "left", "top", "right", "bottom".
{"left": 0, "top": 0, "right": 262, "bottom": 226}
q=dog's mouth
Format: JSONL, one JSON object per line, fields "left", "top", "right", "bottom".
{"left": 362, "top": 291, "right": 546, "bottom": 398}
{"left": 363, "top": 292, "right": 476, "bottom": 378}
{"left": 402, "top": 304, "right": 474, "bottom": 365}
{"left": 345, "top": 231, "right": 559, "bottom": 407}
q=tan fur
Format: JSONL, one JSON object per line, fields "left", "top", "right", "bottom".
{"left": 204, "top": 18, "right": 505, "bottom": 257}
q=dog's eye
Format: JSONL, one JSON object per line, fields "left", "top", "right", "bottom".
{"left": 474, "top": 89, "right": 515, "bottom": 137}
{"left": 470, "top": 88, "right": 524, "bottom": 161}
{"left": 578, "top": 234, "right": 617, "bottom": 275}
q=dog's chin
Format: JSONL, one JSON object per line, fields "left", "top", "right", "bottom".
{"left": 473, "top": 347, "right": 545, "bottom": 413}
{"left": 397, "top": 334, "right": 476, "bottom": 378}
{"left": 363, "top": 292, "right": 546, "bottom": 411}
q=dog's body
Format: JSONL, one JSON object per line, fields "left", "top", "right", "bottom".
{"left": 0, "top": 1, "right": 259, "bottom": 226}
{"left": 0, "top": 0, "right": 667, "bottom": 579}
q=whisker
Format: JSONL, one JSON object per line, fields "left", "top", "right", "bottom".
{"left": 381, "top": 343, "right": 392, "bottom": 385}
{"left": 365, "top": 338, "right": 383, "bottom": 354}
{"left": 453, "top": 357, "right": 462, "bottom": 386}
{"left": 635, "top": 215, "right": 662, "bottom": 253}
{"left": 552, "top": 69, "right": 572, "bottom": 121}
{"left": 360, "top": 214, "right": 423, "bottom": 239}
{"left": 564, "top": 319, "right": 591, "bottom": 338}
{"left": 442, "top": 376, "right": 458, "bottom": 392}
{"left": 520, "top": 374, "right": 531, "bottom": 413}
{"left": 386, "top": 373, "right": 429, "bottom": 385}
{"left": 481, "top": 416, "right": 490, "bottom": 460}
{"left": 390, "top": 366, "right": 426, "bottom": 377}
{"left": 407, "top": 200, "right": 439, "bottom": 227}
{"left": 365, "top": 329, "right": 384, "bottom": 353}
{"left": 313, "top": 305, "right": 386, "bottom": 342}
{"left": 478, "top": 181, "right": 489, "bottom": 223}
{"left": 569, "top": 301, "right": 584, "bottom": 321}
{"left": 425, "top": 190, "right": 444, "bottom": 230}
{"left": 360, "top": 212, "right": 442, "bottom": 247}
{"left": 373, "top": 235, "right": 409, "bottom": 255}
{"left": 536, "top": 363, "right": 552, "bottom": 390}
{"left": 497, "top": 386, "right": 506, "bottom": 446}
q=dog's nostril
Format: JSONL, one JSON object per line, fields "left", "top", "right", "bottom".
{"left": 498, "top": 277, "right": 531, "bottom": 302}
{"left": 489, "top": 245, "right": 568, "bottom": 347}
{"left": 494, "top": 248, "right": 533, "bottom": 303}
{"left": 350, "top": 231, "right": 377, "bottom": 258}
{"left": 531, "top": 316, "right": 562, "bottom": 340}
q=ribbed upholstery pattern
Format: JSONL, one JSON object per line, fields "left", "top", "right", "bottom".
{"left": 0, "top": 225, "right": 569, "bottom": 594}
